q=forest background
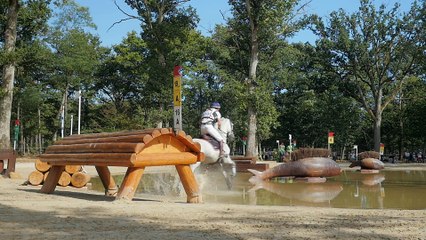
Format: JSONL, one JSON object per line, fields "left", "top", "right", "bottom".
{"left": 0, "top": 0, "right": 424, "bottom": 161}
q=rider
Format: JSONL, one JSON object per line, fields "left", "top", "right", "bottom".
{"left": 200, "top": 102, "right": 228, "bottom": 158}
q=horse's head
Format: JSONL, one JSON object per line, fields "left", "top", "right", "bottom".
{"left": 219, "top": 117, "right": 235, "bottom": 143}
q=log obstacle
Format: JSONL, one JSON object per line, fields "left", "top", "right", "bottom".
{"left": 0, "top": 149, "right": 16, "bottom": 177}
{"left": 28, "top": 160, "right": 91, "bottom": 188}
{"left": 39, "top": 128, "right": 204, "bottom": 202}
{"left": 231, "top": 156, "right": 269, "bottom": 172}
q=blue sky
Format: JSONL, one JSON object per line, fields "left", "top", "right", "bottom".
{"left": 75, "top": 0, "right": 415, "bottom": 47}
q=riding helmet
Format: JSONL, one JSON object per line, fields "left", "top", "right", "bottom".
{"left": 210, "top": 102, "right": 221, "bottom": 109}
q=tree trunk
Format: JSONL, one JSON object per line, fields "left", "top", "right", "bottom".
{"left": 373, "top": 112, "right": 382, "bottom": 152}
{"left": 0, "top": 0, "right": 19, "bottom": 149}
{"left": 373, "top": 89, "right": 383, "bottom": 152}
{"left": 398, "top": 91, "right": 404, "bottom": 161}
{"left": 245, "top": 0, "right": 259, "bottom": 158}
{"left": 247, "top": 107, "right": 257, "bottom": 157}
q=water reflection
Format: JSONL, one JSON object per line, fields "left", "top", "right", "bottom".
{"left": 89, "top": 169, "right": 426, "bottom": 210}
{"left": 351, "top": 173, "right": 386, "bottom": 209}
{"left": 249, "top": 181, "right": 343, "bottom": 204}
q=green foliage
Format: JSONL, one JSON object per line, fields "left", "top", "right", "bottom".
{"left": 312, "top": 0, "right": 423, "bottom": 151}
{"left": 2, "top": 0, "right": 424, "bottom": 156}
{"left": 124, "top": 0, "right": 199, "bottom": 126}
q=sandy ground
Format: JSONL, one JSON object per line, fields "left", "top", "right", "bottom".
{"left": 1, "top": 158, "right": 425, "bottom": 240}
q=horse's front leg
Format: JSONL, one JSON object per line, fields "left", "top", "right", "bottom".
{"left": 220, "top": 156, "right": 237, "bottom": 190}
{"left": 190, "top": 162, "right": 201, "bottom": 174}
{"left": 221, "top": 156, "right": 236, "bottom": 177}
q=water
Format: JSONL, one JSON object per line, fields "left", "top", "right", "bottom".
{"left": 90, "top": 169, "right": 426, "bottom": 210}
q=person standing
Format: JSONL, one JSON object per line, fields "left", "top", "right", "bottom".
{"left": 200, "top": 102, "right": 229, "bottom": 158}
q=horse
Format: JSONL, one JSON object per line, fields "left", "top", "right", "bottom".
{"left": 192, "top": 117, "right": 236, "bottom": 190}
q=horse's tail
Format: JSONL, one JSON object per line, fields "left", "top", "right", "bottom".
{"left": 247, "top": 169, "right": 263, "bottom": 184}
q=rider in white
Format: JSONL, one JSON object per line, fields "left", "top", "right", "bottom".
{"left": 200, "top": 102, "right": 229, "bottom": 158}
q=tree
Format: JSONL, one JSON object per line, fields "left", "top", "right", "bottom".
{"left": 0, "top": 0, "right": 52, "bottom": 149}
{"left": 312, "top": 0, "right": 424, "bottom": 152}
{"left": 93, "top": 32, "right": 149, "bottom": 130}
{"left": 213, "top": 0, "right": 305, "bottom": 157}
{"left": 0, "top": 0, "right": 19, "bottom": 149}
{"left": 46, "top": 0, "right": 101, "bottom": 138}
{"left": 122, "top": 0, "right": 198, "bottom": 128}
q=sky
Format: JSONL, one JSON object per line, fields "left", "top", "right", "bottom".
{"left": 75, "top": 0, "right": 415, "bottom": 47}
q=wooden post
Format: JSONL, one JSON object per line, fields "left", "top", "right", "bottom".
{"left": 116, "top": 167, "right": 145, "bottom": 201}
{"left": 95, "top": 166, "right": 118, "bottom": 196}
{"left": 175, "top": 165, "right": 202, "bottom": 203}
{"left": 40, "top": 166, "right": 65, "bottom": 193}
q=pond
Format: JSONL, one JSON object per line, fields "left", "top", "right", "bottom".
{"left": 89, "top": 169, "right": 426, "bottom": 210}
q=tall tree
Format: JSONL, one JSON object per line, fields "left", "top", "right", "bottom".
{"left": 1, "top": 0, "right": 51, "bottom": 149}
{"left": 123, "top": 0, "right": 198, "bottom": 128}
{"left": 47, "top": 0, "right": 100, "bottom": 138}
{"left": 93, "top": 32, "right": 149, "bottom": 130}
{"left": 0, "top": 0, "right": 19, "bottom": 149}
{"left": 312, "top": 0, "right": 424, "bottom": 151}
{"left": 215, "top": 0, "right": 305, "bottom": 157}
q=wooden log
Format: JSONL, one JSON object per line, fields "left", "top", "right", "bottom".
{"left": 132, "top": 152, "right": 201, "bottom": 167}
{"left": 95, "top": 166, "right": 118, "bottom": 196}
{"left": 40, "top": 153, "right": 136, "bottom": 165}
{"left": 71, "top": 172, "right": 91, "bottom": 188}
{"left": 142, "top": 134, "right": 153, "bottom": 144}
{"left": 58, "top": 171, "right": 71, "bottom": 187}
{"left": 116, "top": 167, "right": 145, "bottom": 201}
{"left": 43, "top": 159, "right": 130, "bottom": 167}
{"left": 59, "top": 129, "right": 156, "bottom": 140}
{"left": 45, "top": 142, "right": 144, "bottom": 154}
{"left": 151, "top": 129, "right": 161, "bottom": 138}
{"left": 175, "top": 130, "right": 201, "bottom": 152}
{"left": 65, "top": 165, "right": 81, "bottom": 174}
{"left": 54, "top": 134, "right": 150, "bottom": 145}
{"left": 43, "top": 171, "right": 49, "bottom": 182}
{"left": 175, "top": 165, "right": 202, "bottom": 203}
{"left": 35, "top": 159, "right": 51, "bottom": 172}
{"left": 160, "top": 128, "right": 170, "bottom": 134}
{"left": 231, "top": 156, "right": 257, "bottom": 161}
{"left": 41, "top": 166, "right": 65, "bottom": 193}
{"left": 28, "top": 170, "right": 44, "bottom": 186}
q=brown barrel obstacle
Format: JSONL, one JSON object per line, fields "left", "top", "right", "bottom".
{"left": 39, "top": 128, "right": 204, "bottom": 202}
{"left": 0, "top": 149, "right": 16, "bottom": 177}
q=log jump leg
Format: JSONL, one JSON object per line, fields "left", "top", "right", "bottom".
{"left": 5, "top": 152, "right": 16, "bottom": 177}
{"left": 175, "top": 164, "right": 202, "bottom": 203}
{"left": 41, "top": 166, "right": 65, "bottom": 193}
{"left": 115, "top": 167, "right": 145, "bottom": 201}
{"left": 95, "top": 166, "right": 118, "bottom": 196}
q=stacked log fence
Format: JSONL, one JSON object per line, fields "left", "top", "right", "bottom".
{"left": 28, "top": 159, "right": 91, "bottom": 188}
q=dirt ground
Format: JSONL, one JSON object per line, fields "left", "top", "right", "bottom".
{"left": 0, "top": 158, "right": 425, "bottom": 240}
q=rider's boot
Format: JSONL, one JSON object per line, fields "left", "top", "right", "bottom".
{"left": 219, "top": 141, "right": 225, "bottom": 158}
